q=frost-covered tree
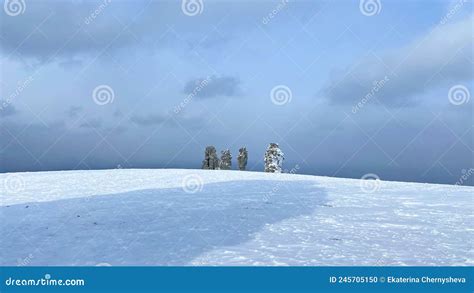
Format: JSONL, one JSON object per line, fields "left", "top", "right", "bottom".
{"left": 219, "top": 149, "right": 232, "bottom": 170}
{"left": 202, "top": 146, "right": 219, "bottom": 170}
{"left": 264, "top": 143, "right": 284, "bottom": 173}
{"left": 237, "top": 147, "right": 248, "bottom": 171}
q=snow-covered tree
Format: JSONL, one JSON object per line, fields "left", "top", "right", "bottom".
{"left": 219, "top": 149, "right": 232, "bottom": 170}
{"left": 264, "top": 143, "right": 284, "bottom": 173}
{"left": 237, "top": 147, "right": 248, "bottom": 171}
{"left": 202, "top": 146, "right": 219, "bottom": 170}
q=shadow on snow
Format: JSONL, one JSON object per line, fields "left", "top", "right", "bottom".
{"left": 1, "top": 180, "right": 327, "bottom": 265}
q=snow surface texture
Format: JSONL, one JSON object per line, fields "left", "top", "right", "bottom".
{"left": 1, "top": 169, "right": 472, "bottom": 266}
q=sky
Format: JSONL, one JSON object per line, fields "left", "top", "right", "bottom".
{"left": 0, "top": 0, "right": 473, "bottom": 185}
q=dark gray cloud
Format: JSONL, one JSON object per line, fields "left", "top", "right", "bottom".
{"left": 130, "top": 114, "right": 167, "bottom": 126}
{"left": 0, "top": 118, "right": 203, "bottom": 173}
{"left": 183, "top": 76, "right": 242, "bottom": 99}
{"left": 58, "top": 59, "right": 84, "bottom": 69}
{"left": 0, "top": 0, "right": 272, "bottom": 62}
{"left": 0, "top": 1, "right": 143, "bottom": 61}
{"left": 324, "top": 15, "right": 473, "bottom": 107}
{"left": 113, "top": 110, "right": 124, "bottom": 118}
{"left": 105, "top": 125, "right": 128, "bottom": 134}
{"left": 130, "top": 113, "right": 205, "bottom": 131}
{"left": 79, "top": 118, "right": 102, "bottom": 129}
{"left": 66, "top": 106, "right": 83, "bottom": 118}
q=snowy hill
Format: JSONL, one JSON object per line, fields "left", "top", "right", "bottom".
{"left": 1, "top": 169, "right": 472, "bottom": 266}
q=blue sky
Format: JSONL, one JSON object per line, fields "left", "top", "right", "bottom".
{"left": 1, "top": 0, "right": 473, "bottom": 185}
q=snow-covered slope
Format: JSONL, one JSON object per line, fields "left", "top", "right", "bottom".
{"left": 1, "top": 169, "right": 472, "bottom": 266}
